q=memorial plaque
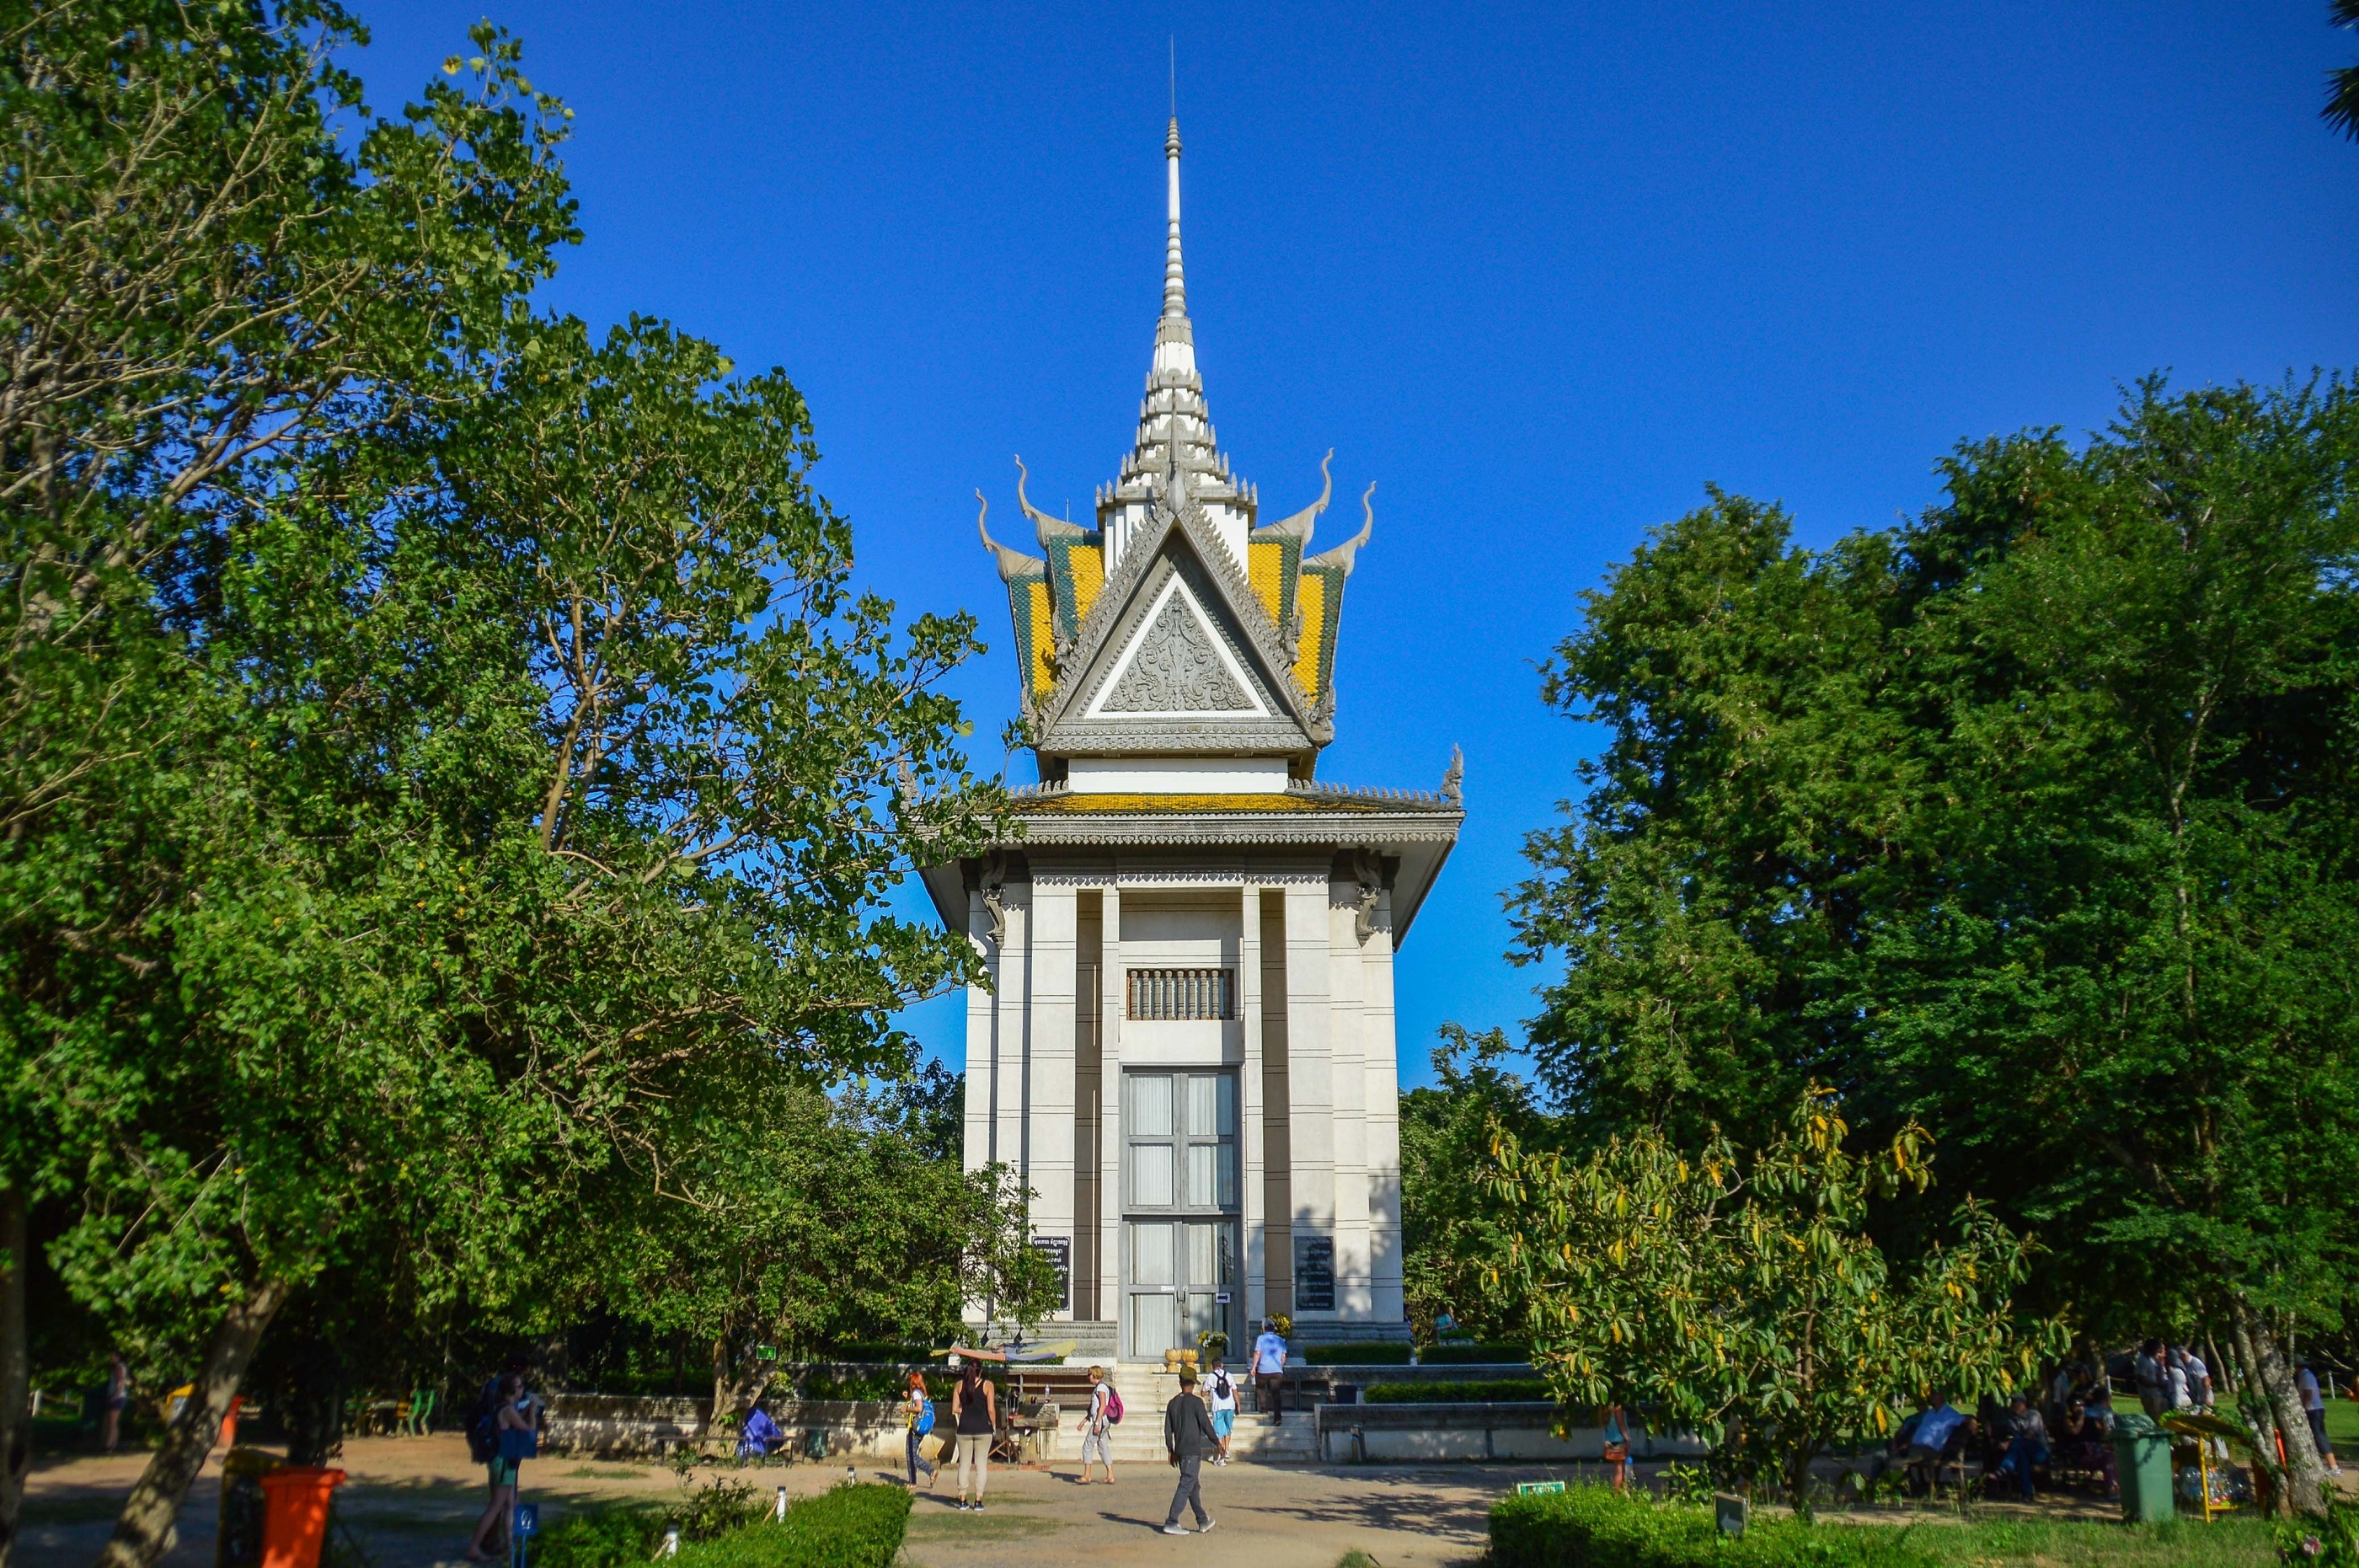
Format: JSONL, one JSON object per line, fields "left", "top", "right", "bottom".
{"left": 1293, "top": 1234, "right": 1335, "bottom": 1311}
{"left": 1033, "top": 1235, "right": 1072, "bottom": 1312}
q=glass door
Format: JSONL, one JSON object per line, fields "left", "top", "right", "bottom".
{"left": 1123, "top": 1070, "right": 1239, "bottom": 1360}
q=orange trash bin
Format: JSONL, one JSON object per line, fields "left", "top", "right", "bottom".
{"left": 258, "top": 1467, "right": 345, "bottom": 1568}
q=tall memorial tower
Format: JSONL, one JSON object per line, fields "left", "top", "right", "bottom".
{"left": 919, "top": 119, "right": 1461, "bottom": 1363}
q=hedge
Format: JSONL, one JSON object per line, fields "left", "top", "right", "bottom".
{"left": 1423, "top": 1342, "right": 1530, "bottom": 1364}
{"left": 1490, "top": 1485, "right": 1936, "bottom": 1568}
{"left": 1364, "top": 1378, "right": 1553, "bottom": 1404}
{"left": 1303, "top": 1343, "right": 1415, "bottom": 1365}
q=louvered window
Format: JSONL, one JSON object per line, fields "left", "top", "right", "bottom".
{"left": 1126, "top": 967, "right": 1233, "bottom": 1021}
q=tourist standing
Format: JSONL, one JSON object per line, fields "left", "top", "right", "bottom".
{"left": 1600, "top": 1400, "right": 1635, "bottom": 1490}
{"left": 1250, "top": 1318, "right": 1289, "bottom": 1423}
{"left": 901, "top": 1372, "right": 937, "bottom": 1488}
{"left": 2134, "top": 1341, "right": 2169, "bottom": 1417}
{"left": 101, "top": 1353, "right": 128, "bottom": 1453}
{"left": 465, "top": 1374, "right": 534, "bottom": 1562}
{"left": 1204, "top": 1357, "right": 1238, "bottom": 1464}
{"left": 950, "top": 1361, "right": 997, "bottom": 1512}
{"left": 1078, "top": 1365, "right": 1117, "bottom": 1485}
{"left": 1160, "top": 1366, "right": 1218, "bottom": 1536}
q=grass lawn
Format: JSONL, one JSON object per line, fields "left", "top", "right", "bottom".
{"left": 2324, "top": 1395, "right": 2359, "bottom": 1452}
{"left": 1899, "top": 1517, "right": 2277, "bottom": 1566}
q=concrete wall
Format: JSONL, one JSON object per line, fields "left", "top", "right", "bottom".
{"left": 1314, "top": 1402, "right": 1711, "bottom": 1465}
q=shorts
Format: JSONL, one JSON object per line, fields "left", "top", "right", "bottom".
{"left": 1211, "top": 1411, "right": 1234, "bottom": 1437}
{"left": 487, "top": 1457, "right": 521, "bottom": 1488}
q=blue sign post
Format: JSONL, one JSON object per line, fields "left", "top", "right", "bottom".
{"left": 512, "top": 1501, "right": 539, "bottom": 1568}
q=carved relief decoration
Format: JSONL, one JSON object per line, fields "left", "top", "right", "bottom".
{"left": 1101, "top": 594, "right": 1253, "bottom": 714}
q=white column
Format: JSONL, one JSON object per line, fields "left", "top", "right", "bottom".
{"left": 1327, "top": 871, "right": 1372, "bottom": 1324}
{"left": 1282, "top": 882, "right": 1335, "bottom": 1326}
{"left": 1363, "top": 887, "right": 1405, "bottom": 1330}
{"left": 992, "top": 880, "right": 1032, "bottom": 1217}
{"left": 1238, "top": 882, "right": 1266, "bottom": 1325}
{"left": 1029, "top": 882, "right": 1078, "bottom": 1321}
{"left": 962, "top": 883, "right": 998, "bottom": 1331}
{"left": 1098, "top": 885, "right": 1126, "bottom": 1342}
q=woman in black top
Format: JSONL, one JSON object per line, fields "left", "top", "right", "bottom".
{"left": 949, "top": 1362, "right": 998, "bottom": 1512}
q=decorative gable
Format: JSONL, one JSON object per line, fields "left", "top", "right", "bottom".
{"left": 1035, "top": 482, "right": 1324, "bottom": 760}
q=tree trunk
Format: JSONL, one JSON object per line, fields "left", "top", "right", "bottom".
{"left": 94, "top": 1276, "right": 292, "bottom": 1568}
{"left": 0, "top": 1187, "right": 30, "bottom": 1568}
{"left": 2232, "top": 1297, "right": 2331, "bottom": 1520}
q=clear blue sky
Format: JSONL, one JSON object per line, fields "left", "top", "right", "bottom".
{"left": 358, "top": 0, "right": 2359, "bottom": 1088}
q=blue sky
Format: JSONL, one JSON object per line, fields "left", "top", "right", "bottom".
{"left": 356, "top": 1, "right": 2359, "bottom": 1088}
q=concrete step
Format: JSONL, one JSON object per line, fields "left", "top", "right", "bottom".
{"left": 1097, "top": 1364, "right": 1316, "bottom": 1464}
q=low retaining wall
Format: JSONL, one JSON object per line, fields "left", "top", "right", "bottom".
{"left": 545, "top": 1395, "right": 926, "bottom": 1460}
{"left": 1313, "top": 1401, "right": 1709, "bottom": 1465}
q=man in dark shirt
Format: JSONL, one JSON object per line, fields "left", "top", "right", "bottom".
{"left": 1161, "top": 1367, "right": 1219, "bottom": 1536}
{"left": 1991, "top": 1392, "right": 2051, "bottom": 1501}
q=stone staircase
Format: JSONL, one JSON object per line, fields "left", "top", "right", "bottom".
{"left": 1099, "top": 1363, "right": 1318, "bottom": 1464}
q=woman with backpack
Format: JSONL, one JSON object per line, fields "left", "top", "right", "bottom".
{"left": 1204, "top": 1358, "right": 1238, "bottom": 1464}
{"left": 464, "top": 1373, "right": 537, "bottom": 1561}
{"left": 1078, "top": 1365, "right": 1121, "bottom": 1484}
{"left": 949, "top": 1359, "right": 998, "bottom": 1512}
{"left": 902, "top": 1371, "right": 939, "bottom": 1488}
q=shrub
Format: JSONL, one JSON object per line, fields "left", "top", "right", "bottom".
{"left": 1363, "top": 1378, "right": 1554, "bottom": 1404}
{"left": 1490, "top": 1485, "right": 1935, "bottom": 1568}
{"left": 671, "top": 1485, "right": 912, "bottom": 1568}
{"left": 536, "top": 1505, "right": 666, "bottom": 1568}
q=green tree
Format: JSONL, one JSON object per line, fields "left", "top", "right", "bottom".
{"left": 1488, "top": 1089, "right": 2058, "bottom": 1512}
{"left": 552, "top": 1062, "right": 1059, "bottom": 1432}
{"left": 3, "top": 16, "right": 1010, "bottom": 1560}
{"left": 1400, "top": 1025, "right": 1559, "bottom": 1346}
{"left": 1511, "top": 377, "right": 2359, "bottom": 1517}
{"left": 2329, "top": 0, "right": 2359, "bottom": 142}
{"left": 3, "top": 7, "right": 574, "bottom": 1560}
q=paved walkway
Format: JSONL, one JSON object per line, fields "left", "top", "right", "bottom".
{"left": 22, "top": 1436, "right": 1532, "bottom": 1568}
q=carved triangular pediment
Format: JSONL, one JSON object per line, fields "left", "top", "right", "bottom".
{"left": 1090, "top": 575, "right": 1265, "bottom": 719}
{"left": 1038, "top": 484, "right": 1324, "bottom": 757}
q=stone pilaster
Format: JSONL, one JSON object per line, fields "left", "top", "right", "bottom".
{"left": 1282, "top": 881, "right": 1335, "bottom": 1325}
{"left": 1028, "top": 882, "right": 1078, "bottom": 1319}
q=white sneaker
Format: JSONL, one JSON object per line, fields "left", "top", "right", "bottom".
{"left": 1162, "top": 1524, "right": 1191, "bottom": 1535}
{"left": 1199, "top": 1518, "right": 1217, "bottom": 1533}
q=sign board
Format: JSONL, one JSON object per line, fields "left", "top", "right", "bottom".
{"left": 1214, "top": 1292, "right": 1232, "bottom": 1305}
{"left": 513, "top": 1504, "right": 539, "bottom": 1538}
{"left": 1714, "top": 1494, "right": 1748, "bottom": 1539}
{"left": 1293, "top": 1234, "right": 1335, "bottom": 1312}
{"left": 1033, "top": 1235, "right": 1072, "bottom": 1312}
{"left": 1514, "top": 1480, "right": 1565, "bottom": 1496}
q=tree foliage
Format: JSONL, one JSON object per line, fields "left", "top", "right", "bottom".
{"left": 0, "top": 5, "right": 1020, "bottom": 1562}
{"left": 1490, "top": 1089, "right": 2057, "bottom": 1511}
{"left": 1512, "top": 377, "right": 2359, "bottom": 1516}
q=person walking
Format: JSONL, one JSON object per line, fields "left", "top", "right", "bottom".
{"left": 1249, "top": 1317, "right": 1289, "bottom": 1424}
{"left": 1078, "top": 1366, "right": 1117, "bottom": 1485}
{"left": 1204, "top": 1357, "right": 1238, "bottom": 1464}
{"left": 465, "top": 1374, "right": 535, "bottom": 1562}
{"left": 901, "top": 1372, "right": 938, "bottom": 1488}
{"left": 1161, "top": 1366, "right": 1218, "bottom": 1536}
{"left": 949, "top": 1360, "right": 997, "bottom": 1512}
{"left": 2298, "top": 1362, "right": 2344, "bottom": 1479}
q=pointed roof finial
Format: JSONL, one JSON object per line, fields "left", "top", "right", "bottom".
{"left": 1163, "top": 113, "right": 1186, "bottom": 324}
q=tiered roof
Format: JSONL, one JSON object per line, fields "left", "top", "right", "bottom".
{"left": 979, "top": 117, "right": 1373, "bottom": 768}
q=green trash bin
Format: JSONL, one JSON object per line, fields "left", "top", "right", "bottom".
{"left": 2112, "top": 1412, "right": 2174, "bottom": 1524}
